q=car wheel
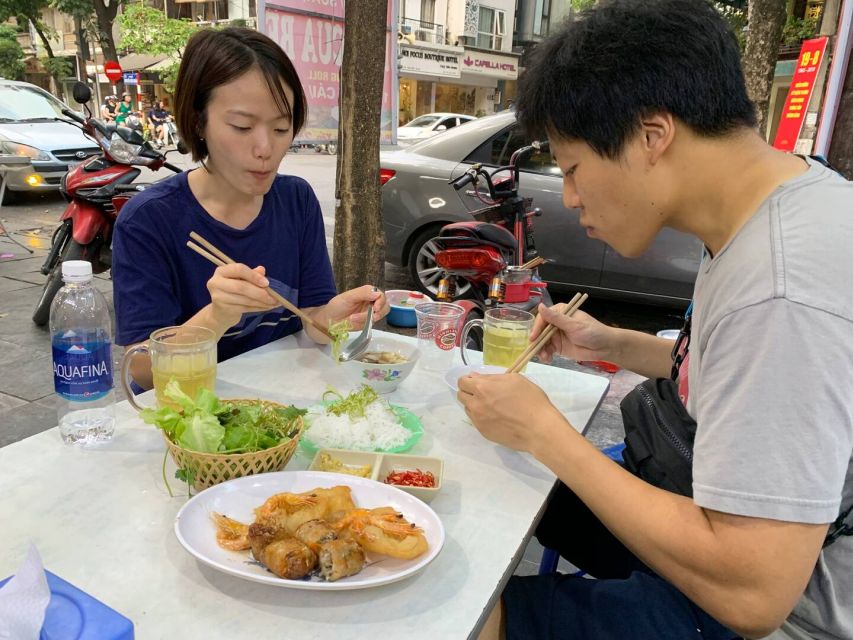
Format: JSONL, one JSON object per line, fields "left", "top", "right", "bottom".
{"left": 326, "top": 143, "right": 337, "bottom": 155}
{"left": 407, "top": 226, "right": 472, "bottom": 298}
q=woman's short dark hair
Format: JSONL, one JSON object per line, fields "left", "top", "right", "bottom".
{"left": 516, "top": 0, "right": 757, "bottom": 159}
{"left": 174, "top": 27, "right": 308, "bottom": 161}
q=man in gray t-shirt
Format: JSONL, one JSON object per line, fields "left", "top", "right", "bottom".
{"left": 455, "top": 2, "right": 853, "bottom": 640}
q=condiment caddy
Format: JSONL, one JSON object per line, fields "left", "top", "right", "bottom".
{"left": 309, "top": 448, "right": 443, "bottom": 502}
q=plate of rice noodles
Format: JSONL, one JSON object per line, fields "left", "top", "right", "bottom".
{"left": 298, "top": 385, "right": 423, "bottom": 455}
{"left": 174, "top": 470, "right": 445, "bottom": 589}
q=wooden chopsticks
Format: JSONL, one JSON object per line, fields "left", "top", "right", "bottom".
{"left": 505, "top": 292, "right": 588, "bottom": 374}
{"left": 519, "top": 255, "right": 546, "bottom": 270}
{"left": 186, "top": 231, "right": 335, "bottom": 340}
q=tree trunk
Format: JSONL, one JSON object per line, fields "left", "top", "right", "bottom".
{"left": 743, "top": 0, "right": 787, "bottom": 136}
{"left": 92, "top": 0, "right": 123, "bottom": 95}
{"left": 828, "top": 44, "right": 853, "bottom": 179}
{"left": 29, "top": 18, "right": 55, "bottom": 58}
{"left": 332, "top": 0, "right": 387, "bottom": 292}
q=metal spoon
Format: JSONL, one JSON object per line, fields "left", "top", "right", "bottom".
{"left": 338, "top": 303, "right": 375, "bottom": 363}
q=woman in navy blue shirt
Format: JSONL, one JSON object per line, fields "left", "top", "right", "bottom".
{"left": 113, "top": 28, "right": 388, "bottom": 389}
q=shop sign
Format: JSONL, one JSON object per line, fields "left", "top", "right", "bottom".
{"left": 400, "top": 46, "right": 461, "bottom": 78}
{"left": 461, "top": 50, "right": 518, "bottom": 80}
{"left": 773, "top": 36, "right": 828, "bottom": 152}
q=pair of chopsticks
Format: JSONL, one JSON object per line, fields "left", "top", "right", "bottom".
{"left": 505, "top": 292, "right": 589, "bottom": 374}
{"left": 519, "top": 255, "right": 546, "bottom": 270}
{"left": 186, "top": 231, "right": 335, "bottom": 340}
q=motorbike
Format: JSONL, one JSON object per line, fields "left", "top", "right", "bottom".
{"left": 430, "top": 142, "right": 553, "bottom": 346}
{"left": 32, "top": 82, "right": 183, "bottom": 326}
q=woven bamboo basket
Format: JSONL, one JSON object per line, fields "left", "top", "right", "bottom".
{"left": 163, "top": 399, "right": 304, "bottom": 492}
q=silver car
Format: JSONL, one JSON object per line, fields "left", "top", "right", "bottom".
{"left": 0, "top": 80, "right": 99, "bottom": 201}
{"left": 381, "top": 111, "right": 701, "bottom": 306}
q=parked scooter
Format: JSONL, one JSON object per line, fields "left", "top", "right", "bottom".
{"left": 32, "top": 82, "right": 183, "bottom": 326}
{"left": 430, "top": 142, "right": 553, "bottom": 346}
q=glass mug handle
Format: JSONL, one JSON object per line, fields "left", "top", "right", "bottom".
{"left": 459, "top": 318, "right": 484, "bottom": 365}
{"left": 120, "top": 344, "right": 149, "bottom": 412}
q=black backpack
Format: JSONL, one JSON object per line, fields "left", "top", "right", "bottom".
{"left": 619, "top": 307, "right": 852, "bottom": 547}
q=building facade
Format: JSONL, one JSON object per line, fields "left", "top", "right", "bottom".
{"left": 398, "top": 0, "right": 520, "bottom": 123}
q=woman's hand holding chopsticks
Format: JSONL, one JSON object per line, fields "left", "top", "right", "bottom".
{"left": 205, "top": 263, "right": 280, "bottom": 332}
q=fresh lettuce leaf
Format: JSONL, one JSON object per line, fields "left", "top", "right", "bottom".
{"left": 222, "top": 425, "right": 253, "bottom": 452}
{"left": 139, "top": 406, "right": 183, "bottom": 440}
{"left": 178, "top": 412, "right": 225, "bottom": 453}
{"left": 194, "top": 387, "right": 222, "bottom": 416}
{"left": 163, "top": 379, "right": 196, "bottom": 414}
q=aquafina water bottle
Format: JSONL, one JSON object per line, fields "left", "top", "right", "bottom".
{"left": 50, "top": 260, "right": 116, "bottom": 444}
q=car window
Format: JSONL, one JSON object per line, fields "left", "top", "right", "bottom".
{"left": 405, "top": 114, "right": 442, "bottom": 128}
{"left": 441, "top": 118, "right": 458, "bottom": 130}
{"left": 0, "top": 85, "right": 65, "bottom": 121}
{"left": 465, "top": 125, "right": 561, "bottom": 176}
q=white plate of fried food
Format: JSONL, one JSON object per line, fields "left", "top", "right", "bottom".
{"left": 174, "top": 470, "right": 445, "bottom": 590}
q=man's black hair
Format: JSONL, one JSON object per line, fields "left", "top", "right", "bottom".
{"left": 516, "top": 0, "right": 757, "bottom": 158}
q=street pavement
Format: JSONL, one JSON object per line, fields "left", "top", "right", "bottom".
{"left": 0, "top": 150, "right": 681, "bottom": 573}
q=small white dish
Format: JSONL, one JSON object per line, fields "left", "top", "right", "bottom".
{"left": 444, "top": 363, "right": 505, "bottom": 405}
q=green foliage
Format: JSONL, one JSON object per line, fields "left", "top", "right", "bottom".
{"left": 51, "top": 0, "right": 96, "bottom": 19}
{"left": 157, "top": 61, "right": 181, "bottom": 95}
{"left": 782, "top": 15, "right": 819, "bottom": 46}
{"left": 118, "top": 5, "right": 196, "bottom": 58}
{"left": 0, "top": 0, "right": 49, "bottom": 23}
{"left": 714, "top": 1, "right": 748, "bottom": 51}
{"left": 117, "top": 4, "right": 196, "bottom": 93}
{"left": 0, "top": 33, "right": 25, "bottom": 80}
{"left": 41, "top": 55, "right": 72, "bottom": 79}
{"left": 570, "top": 0, "right": 596, "bottom": 12}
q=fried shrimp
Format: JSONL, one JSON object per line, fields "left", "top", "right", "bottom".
{"left": 332, "top": 507, "right": 428, "bottom": 560}
{"left": 211, "top": 512, "right": 251, "bottom": 551}
{"left": 254, "top": 486, "right": 356, "bottom": 533}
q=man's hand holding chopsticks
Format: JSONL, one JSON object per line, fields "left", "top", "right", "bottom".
{"left": 531, "top": 304, "right": 615, "bottom": 364}
{"left": 457, "top": 373, "right": 564, "bottom": 452}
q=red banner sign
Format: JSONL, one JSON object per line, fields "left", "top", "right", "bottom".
{"left": 263, "top": 0, "right": 394, "bottom": 143}
{"left": 772, "top": 36, "right": 828, "bottom": 152}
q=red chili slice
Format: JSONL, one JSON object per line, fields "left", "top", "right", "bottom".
{"left": 384, "top": 469, "right": 436, "bottom": 488}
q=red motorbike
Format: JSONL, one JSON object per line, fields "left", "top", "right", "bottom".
{"left": 32, "top": 82, "right": 182, "bottom": 326}
{"left": 431, "top": 142, "right": 553, "bottom": 345}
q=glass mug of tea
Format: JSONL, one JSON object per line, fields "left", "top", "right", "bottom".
{"left": 459, "top": 308, "right": 535, "bottom": 370}
{"left": 120, "top": 325, "right": 217, "bottom": 411}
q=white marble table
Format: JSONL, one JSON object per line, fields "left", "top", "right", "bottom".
{"left": 0, "top": 330, "right": 609, "bottom": 639}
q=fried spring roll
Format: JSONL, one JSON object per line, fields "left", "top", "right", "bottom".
{"left": 259, "top": 538, "right": 317, "bottom": 580}
{"left": 317, "top": 539, "right": 365, "bottom": 582}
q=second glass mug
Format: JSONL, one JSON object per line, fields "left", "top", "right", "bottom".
{"left": 459, "top": 307, "right": 535, "bottom": 370}
{"left": 120, "top": 325, "right": 217, "bottom": 411}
